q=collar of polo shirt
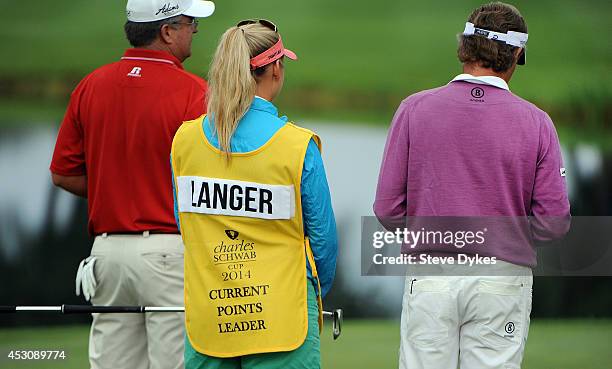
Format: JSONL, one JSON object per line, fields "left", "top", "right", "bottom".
{"left": 451, "top": 74, "right": 510, "bottom": 91}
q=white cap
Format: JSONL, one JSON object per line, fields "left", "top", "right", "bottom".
{"left": 127, "top": 0, "right": 215, "bottom": 22}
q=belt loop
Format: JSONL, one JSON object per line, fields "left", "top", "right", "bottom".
{"left": 143, "top": 231, "right": 150, "bottom": 238}
{"left": 102, "top": 233, "right": 108, "bottom": 238}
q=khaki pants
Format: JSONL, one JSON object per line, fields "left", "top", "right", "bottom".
{"left": 399, "top": 261, "right": 533, "bottom": 369}
{"left": 88, "top": 233, "right": 185, "bottom": 369}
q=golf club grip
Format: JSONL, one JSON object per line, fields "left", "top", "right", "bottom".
{"left": 62, "top": 305, "right": 144, "bottom": 314}
{"left": 0, "top": 306, "right": 16, "bottom": 313}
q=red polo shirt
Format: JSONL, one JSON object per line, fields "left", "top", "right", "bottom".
{"left": 50, "top": 48, "right": 206, "bottom": 235}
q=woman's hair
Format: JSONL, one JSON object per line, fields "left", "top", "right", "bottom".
{"left": 457, "top": 2, "right": 527, "bottom": 73}
{"left": 206, "top": 23, "right": 280, "bottom": 157}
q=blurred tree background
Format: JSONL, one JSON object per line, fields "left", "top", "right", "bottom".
{"left": 2, "top": 0, "right": 610, "bottom": 139}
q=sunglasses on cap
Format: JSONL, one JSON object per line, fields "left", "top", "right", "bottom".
{"left": 237, "top": 19, "right": 278, "bottom": 32}
{"left": 237, "top": 19, "right": 298, "bottom": 70}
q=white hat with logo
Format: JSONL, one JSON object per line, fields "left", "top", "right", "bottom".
{"left": 127, "top": 0, "right": 215, "bottom": 22}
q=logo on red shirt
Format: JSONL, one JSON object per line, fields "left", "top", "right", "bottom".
{"left": 127, "top": 67, "right": 142, "bottom": 78}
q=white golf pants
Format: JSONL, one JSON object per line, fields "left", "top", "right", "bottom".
{"left": 399, "top": 261, "right": 533, "bottom": 369}
{"left": 88, "top": 233, "right": 185, "bottom": 369}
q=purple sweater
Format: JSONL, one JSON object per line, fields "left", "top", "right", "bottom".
{"left": 374, "top": 79, "right": 571, "bottom": 267}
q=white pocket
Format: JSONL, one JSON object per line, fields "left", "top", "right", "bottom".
{"left": 404, "top": 279, "right": 452, "bottom": 347}
{"left": 477, "top": 279, "right": 524, "bottom": 348}
{"left": 141, "top": 251, "right": 184, "bottom": 276}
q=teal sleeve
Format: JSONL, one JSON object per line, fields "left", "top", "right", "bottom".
{"left": 302, "top": 139, "right": 337, "bottom": 297}
{"left": 171, "top": 155, "right": 180, "bottom": 233}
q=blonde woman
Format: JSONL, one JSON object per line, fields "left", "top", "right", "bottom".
{"left": 171, "top": 20, "right": 337, "bottom": 369}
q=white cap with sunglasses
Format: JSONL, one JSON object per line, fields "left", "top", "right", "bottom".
{"left": 127, "top": 0, "right": 215, "bottom": 22}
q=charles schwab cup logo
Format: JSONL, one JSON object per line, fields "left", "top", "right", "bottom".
{"left": 156, "top": 2, "right": 180, "bottom": 16}
{"left": 225, "top": 230, "right": 239, "bottom": 240}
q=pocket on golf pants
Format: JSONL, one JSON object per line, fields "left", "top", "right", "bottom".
{"left": 142, "top": 251, "right": 184, "bottom": 271}
{"left": 476, "top": 279, "right": 525, "bottom": 348}
{"left": 404, "top": 278, "right": 452, "bottom": 347}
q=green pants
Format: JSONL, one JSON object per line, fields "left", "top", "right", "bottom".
{"left": 185, "top": 280, "right": 321, "bottom": 369}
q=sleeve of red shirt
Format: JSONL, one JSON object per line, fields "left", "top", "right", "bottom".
{"left": 49, "top": 80, "right": 87, "bottom": 176}
{"left": 184, "top": 76, "right": 207, "bottom": 121}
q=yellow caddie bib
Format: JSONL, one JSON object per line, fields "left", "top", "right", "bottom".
{"left": 171, "top": 115, "right": 322, "bottom": 357}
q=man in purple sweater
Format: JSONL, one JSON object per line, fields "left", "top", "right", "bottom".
{"left": 374, "top": 3, "right": 570, "bottom": 369}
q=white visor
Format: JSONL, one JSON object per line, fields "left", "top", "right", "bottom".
{"left": 463, "top": 22, "right": 528, "bottom": 48}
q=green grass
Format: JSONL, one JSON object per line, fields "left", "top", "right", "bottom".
{"left": 320, "top": 319, "right": 612, "bottom": 369}
{"left": 0, "top": 99, "right": 68, "bottom": 126}
{"left": 4, "top": 0, "right": 611, "bottom": 104}
{"left": 0, "top": 325, "right": 87, "bottom": 369}
{"left": 1, "top": 319, "right": 611, "bottom": 368}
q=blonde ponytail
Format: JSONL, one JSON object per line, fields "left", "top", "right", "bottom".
{"left": 206, "top": 23, "right": 279, "bottom": 160}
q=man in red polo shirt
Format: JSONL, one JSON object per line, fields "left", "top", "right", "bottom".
{"left": 50, "top": 1, "right": 215, "bottom": 368}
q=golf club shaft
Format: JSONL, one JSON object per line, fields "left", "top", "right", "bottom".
{"left": 1, "top": 306, "right": 344, "bottom": 340}
{"left": 1, "top": 305, "right": 336, "bottom": 315}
